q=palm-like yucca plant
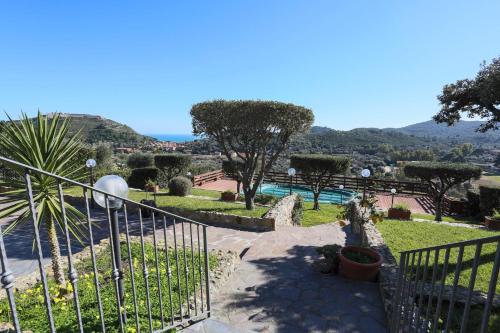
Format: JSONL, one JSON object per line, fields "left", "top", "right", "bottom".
{"left": 0, "top": 112, "right": 87, "bottom": 285}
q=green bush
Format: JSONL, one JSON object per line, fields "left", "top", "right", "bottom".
{"left": 127, "top": 152, "right": 154, "bottom": 169}
{"left": 168, "top": 176, "right": 192, "bottom": 196}
{"left": 254, "top": 194, "right": 277, "bottom": 205}
{"left": 479, "top": 185, "right": 500, "bottom": 217}
{"left": 292, "top": 195, "right": 304, "bottom": 225}
{"left": 128, "top": 167, "right": 158, "bottom": 189}
{"left": 393, "top": 203, "right": 410, "bottom": 211}
{"left": 466, "top": 189, "right": 481, "bottom": 217}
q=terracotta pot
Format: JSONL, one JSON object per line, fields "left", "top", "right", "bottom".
{"left": 484, "top": 216, "right": 500, "bottom": 230}
{"left": 221, "top": 192, "right": 238, "bottom": 202}
{"left": 388, "top": 208, "right": 411, "bottom": 220}
{"left": 338, "top": 246, "right": 383, "bottom": 282}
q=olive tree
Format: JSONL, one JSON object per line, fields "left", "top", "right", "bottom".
{"left": 434, "top": 56, "right": 500, "bottom": 132}
{"left": 154, "top": 154, "right": 192, "bottom": 187}
{"left": 290, "top": 154, "right": 350, "bottom": 210}
{"left": 404, "top": 162, "right": 481, "bottom": 221}
{"left": 222, "top": 159, "right": 244, "bottom": 194}
{"left": 191, "top": 100, "right": 314, "bottom": 209}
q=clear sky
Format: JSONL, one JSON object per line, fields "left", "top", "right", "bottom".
{"left": 1, "top": 1, "right": 499, "bottom": 134}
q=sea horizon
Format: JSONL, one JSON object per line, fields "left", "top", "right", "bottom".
{"left": 146, "top": 133, "right": 197, "bottom": 142}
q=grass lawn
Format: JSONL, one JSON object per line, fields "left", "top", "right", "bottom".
{"left": 484, "top": 175, "right": 500, "bottom": 183}
{"left": 411, "top": 212, "right": 481, "bottom": 224}
{"left": 377, "top": 220, "right": 499, "bottom": 292}
{"left": 0, "top": 242, "right": 218, "bottom": 332}
{"left": 64, "top": 186, "right": 268, "bottom": 218}
{"left": 300, "top": 202, "right": 343, "bottom": 227}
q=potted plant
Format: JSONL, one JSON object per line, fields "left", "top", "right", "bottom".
{"left": 144, "top": 179, "right": 159, "bottom": 193}
{"left": 221, "top": 190, "right": 238, "bottom": 202}
{"left": 338, "top": 246, "right": 383, "bottom": 282}
{"left": 388, "top": 203, "right": 411, "bottom": 220}
{"left": 484, "top": 209, "right": 500, "bottom": 230}
{"left": 316, "top": 244, "right": 342, "bottom": 274}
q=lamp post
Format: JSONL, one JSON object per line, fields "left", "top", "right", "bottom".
{"left": 86, "top": 159, "right": 97, "bottom": 208}
{"left": 339, "top": 184, "right": 344, "bottom": 204}
{"left": 390, "top": 188, "right": 397, "bottom": 208}
{"left": 361, "top": 168, "right": 371, "bottom": 201}
{"left": 287, "top": 168, "right": 296, "bottom": 195}
{"left": 93, "top": 175, "right": 129, "bottom": 323}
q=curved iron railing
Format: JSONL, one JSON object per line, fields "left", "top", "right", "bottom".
{"left": 391, "top": 234, "right": 500, "bottom": 332}
{"left": 0, "top": 156, "right": 211, "bottom": 332}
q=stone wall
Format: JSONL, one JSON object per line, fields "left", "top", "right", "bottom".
{"left": 263, "top": 194, "right": 298, "bottom": 227}
{"left": 163, "top": 206, "right": 275, "bottom": 231}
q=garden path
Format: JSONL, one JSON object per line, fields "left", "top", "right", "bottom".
{"left": 210, "top": 223, "right": 388, "bottom": 333}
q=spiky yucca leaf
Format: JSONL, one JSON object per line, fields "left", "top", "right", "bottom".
{"left": 0, "top": 111, "right": 87, "bottom": 241}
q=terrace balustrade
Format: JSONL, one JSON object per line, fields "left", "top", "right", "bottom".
{"left": 0, "top": 156, "right": 211, "bottom": 332}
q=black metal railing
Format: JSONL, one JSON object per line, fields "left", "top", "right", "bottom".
{"left": 391, "top": 235, "right": 500, "bottom": 333}
{"left": 0, "top": 156, "right": 211, "bottom": 332}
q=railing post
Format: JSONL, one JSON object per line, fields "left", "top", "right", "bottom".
{"left": 0, "top": 226, "right": 21, "bottom": 333}
{"left": 203, "top": 226, "right": 211, "bottom": 317}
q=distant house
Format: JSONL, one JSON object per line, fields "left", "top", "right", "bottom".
{"left": 115, "top": 147, "right": 136, "bottom": 154}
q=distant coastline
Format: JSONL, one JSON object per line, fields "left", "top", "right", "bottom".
{"left": 146, "top": 134, "right": 197, "bottom": 142}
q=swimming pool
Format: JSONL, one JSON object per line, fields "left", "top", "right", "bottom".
{"left": 259, "top": 183, "right": 357, "bottom": 204}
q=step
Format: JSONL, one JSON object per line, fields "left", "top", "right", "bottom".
{"left": 180, "top": 319, "right": 257, "bottom": 333}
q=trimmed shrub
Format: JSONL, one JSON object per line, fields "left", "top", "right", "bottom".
{"left": 127, "top": 152, "right": 154, "bottom": 169}
{"left": 292, "top": 195, "right": 304, "bottom": 225}
{"left": 392, "top": 203, "right": 410, "bottom": 212}
{"left": 479, "top": 185, "right": 500, "bottom": 217}
{"left": 128, "top": 167, "right": 158, "bottom": 189}
{"left": 168, "top": 176, "right": 192, "bottom": 196}
{"left": 466, "top": 189, "right": 481, "bottom": 217}
{"left": 155, "top": 154, "right": 192, "bottom": 187}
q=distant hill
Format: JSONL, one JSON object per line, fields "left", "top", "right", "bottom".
{"left": 288, "top": 126, "right": 432, "bottom": 153}
{"left": 48, "top": 113, "right": 156, "bottom": 147}
{"left": 385, "top": 120, "right": 500, "bottom": 145}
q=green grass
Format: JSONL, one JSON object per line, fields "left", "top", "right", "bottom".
{"left": 411, "top": 213, "right": 481, "bottom": 224}
{"left": 377, "top": 220, "right": 499, "bottom": 292}
{"left": 300, "top": 202, "right": 344, "bottom": 227}
{"left": 64, "top": 186, "right": 268, "bottom": 218}
{"left": 484, "top": 175, "right": 500, "bottom": 183}
{"left": 0, "top": 242, "right": 218, "bottom": 332}
{"left": 377, "top": 220, "right": 500, "bottom": 332}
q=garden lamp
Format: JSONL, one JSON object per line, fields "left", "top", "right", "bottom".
{"left": 339, "top": 184, "right": 344, "bottom": 204}
{"left": 86, "top": 159, "right": 97, "bottom": 208}
{"left": 288, "top": 168, "right": 296, "bottom": 195}
{"left": 93, "top": 175, "right": 129, "bottom": 323}
{"left": 361, "top": 168, "right": 371, "bottom": 201}
{"left": 390, "top": 188, "right": 397, "bottom": 208}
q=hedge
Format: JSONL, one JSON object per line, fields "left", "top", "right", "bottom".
{"left": 154, "top": 154, "right": 192, "bottom": 186}
{"left": 479, "top": 185, "right": 500, "bottom": 216}
{"left": 128, "top": 167, "right": 159, "bottom": 189}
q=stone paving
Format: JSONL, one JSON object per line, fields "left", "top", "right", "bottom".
{"left": 211, "top": 223, "right": 388, "bottom": 333}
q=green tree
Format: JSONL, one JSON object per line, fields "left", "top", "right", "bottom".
{"left": 434, "top": 56, "right": 500, "bottom": 132}
{"left": 127, "top": 152, "right": 154, "bottom": 169}
{"left": 95, "top": 143, "right": 113, "bottom": 165}
{"left": 404, "top": 162, "right": 481, "bottom": 221}
{"left": 290, "top": 154, "right": 350, "bottom": 210}
{"left": 191, "top": 100, "right": 314, "bottom": 210}
{"left": 0, "top": 112, "right": 87, "bottom": 285}
{"left": 154, "top": 154, "right": 192, "bottom": 187}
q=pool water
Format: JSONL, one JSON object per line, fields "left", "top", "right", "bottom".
{"left": 259, "top": 183, "right": 357, "bottom": 204}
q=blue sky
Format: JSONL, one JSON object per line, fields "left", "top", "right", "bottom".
{"left": 1, "top": 1, "right": 499, "bottom": 134}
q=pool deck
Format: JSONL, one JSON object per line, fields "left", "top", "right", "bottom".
{"left": 195, "top": 178, "right": 433, "bottom": 214}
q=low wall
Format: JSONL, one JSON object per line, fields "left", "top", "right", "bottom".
{"left": 263, "top": 194, "right": 298, "bottom": 227}
{"left": 162, "top": 206, "right": 275, "bottom": 232}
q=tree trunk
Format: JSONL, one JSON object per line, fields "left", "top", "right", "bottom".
{"left": 236, "top": 180, "right": 241, "bottom": 195}
{"left": 244, "top": 190, "right": 255, "bottom": 210}
{"left": 313, "top": 192, "right": 320, "bottom": 210}
{"left": 435, "top": 196, "right": 443, "bottom": 222}
{"left": 45, "top": 213, "right": 66, "bottom": 285}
